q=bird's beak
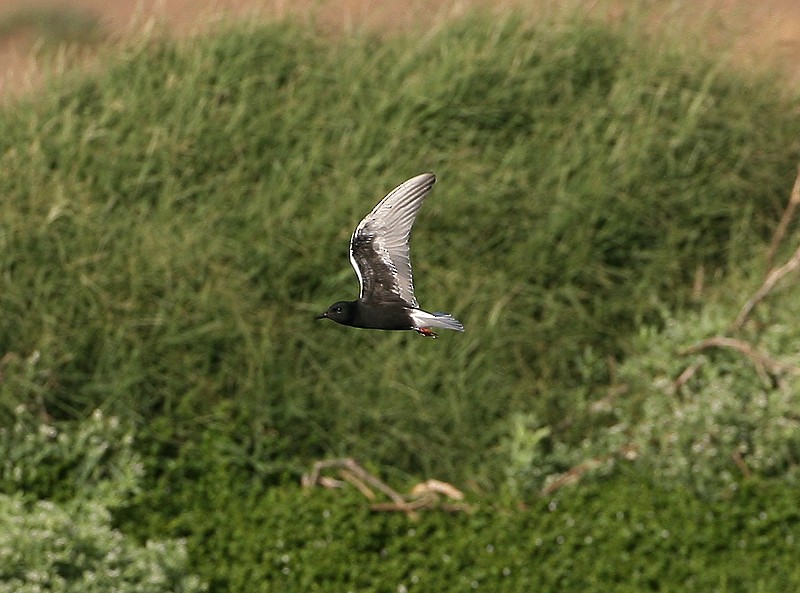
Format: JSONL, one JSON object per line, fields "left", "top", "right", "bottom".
{"left": 315, "top": 312, "right": 328, "bottom": 320}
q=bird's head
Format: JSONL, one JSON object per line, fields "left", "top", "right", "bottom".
{"left": 315, "top": 300, "right": 356, "bottom": 325}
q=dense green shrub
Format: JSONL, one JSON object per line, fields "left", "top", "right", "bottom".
{"left": 127, "top": 452, "right": 800, "bottom": 592}
{"left": 505, "top": 281, "right": 800, "bottom": 497}
{"left": 0, "top": 494, "right": 204, "bottom": 593}
{"left": 0, "top": 408, "right": 204, "bottom": 592}
{"left": 0, "top": 405, "right": 142, "bottom": 504}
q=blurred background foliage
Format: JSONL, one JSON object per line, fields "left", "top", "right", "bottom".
{"left": 1, "top": 9, "right": 799, "bottom": 591}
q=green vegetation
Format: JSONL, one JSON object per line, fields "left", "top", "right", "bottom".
{"left": 1, "top": 12, "right": 799, "bottom": 592}
{"left": 0, "top": 407, "right": 204, "bottom": 592}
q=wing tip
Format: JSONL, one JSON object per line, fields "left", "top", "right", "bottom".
{"left": 401, "top": 172, "right": 436, "bottom": 199}
{"left": 417, "top": 172, "right": 436, "bottom": 185}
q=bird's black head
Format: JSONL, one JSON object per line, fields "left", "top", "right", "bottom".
{"left": 315, "top": 300, "right": 357, "bottom": 326}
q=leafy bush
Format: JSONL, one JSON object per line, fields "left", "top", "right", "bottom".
{"left": 0, "top": 405, "right": 142, "bottom": 505}
{"left": 505, "top": 283, "right": 800, "bottom": 497}
{"left": 620, "top": 303, "right": 800, "bottom": 493}
{"left": 128, "top": 456, "right": 800, "bottom": 592}
{"left": 0, "top": 408, "right": 205, "bottom": 592}
{"left": 0, "top": 494, "right": 204, "bottom": 593}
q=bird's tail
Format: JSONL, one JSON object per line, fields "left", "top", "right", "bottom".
{"left": 410, "top": 309, "right": 465, "bottom": 332}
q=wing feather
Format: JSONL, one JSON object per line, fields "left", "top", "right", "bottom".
{"left": 349, "top": 173, "right": 436, "bottom": 306}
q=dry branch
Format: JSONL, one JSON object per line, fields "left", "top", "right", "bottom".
{"left": 734, "top": 166, "right": 800, "bottom": 330}
{"left": 371, "top": 500, "right": 472, "bottom": 514}
{"left": 673, "top": 359, "right": 704, "bottom": 391}
{"left": 673, "top": 169, "right": 800, "bottom": 389}
{"left": 339, "top": 468, "right": 376, "bottom": 500}
{"left": 765, "top": 164, "right": 800, "bottom": 272}
{"left": 731, "top": 450, "right": 751, "bottom": 479}
{"left": 303, "top": 458, "right": 406, "bottom": 506}
{"left": 540, "top": 457, "right": 604, "bottom": 496}
{"left": 733, "top": 244, "right": 800, "bottom": 331}
{"left": 539, "top": 443, "right": 639, "bottom": 496}
{"left": 682, "top": 336, "right": 800, "bottom": 383}
{"left": 302, "top": 458, "right": 471, "bottom": 516}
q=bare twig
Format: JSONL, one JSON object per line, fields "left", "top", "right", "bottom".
{"left": 673, "top": 359, "right": 704, "bottom": 391}
{"left": 734, "top": 166, "right": 800, "bottom": 330}
{"left": 303, "top": 458, "right": 471, "bottom": 516}
{"left": 339, "top": 468, "right": 376, "bottom": 500}
{"left": 318, "top": 476, "right": 346, "bottom": 489}
{"left": 672, "top": 169, "right": 800, "bottom": 385}
{"left": 410, "top": 479, "right": 465, "bottom": 501}
{"left": 681, "top": 336, "right": 800, "bottom": 384}
{"left": 733, "top": 243, "right": 800, "bottom": 331}
{"left": 540, "top": 457, "right": 604, "bottom": 496}
{"left": 765, "top": 164, "right": 800, "bottom": 272}
{"left": 731, "top": 450, "right": 751, "bottom": 478}
{"left": 369, "top": 498, "right": 433, "bottom": 513}
{"left": 303, "top": 458, "right": 406, "bottom": 506}
{"left": 537, "top": 441, "right": 645, "bottom": 496}
{"left": 371, "top": 500, "right": 472, "bottom": 514}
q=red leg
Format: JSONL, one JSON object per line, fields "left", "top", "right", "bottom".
{"left": 416, "top": 327, "right": 438, "bottom": 338}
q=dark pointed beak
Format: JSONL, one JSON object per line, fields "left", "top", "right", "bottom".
{"left": 315, "top": 312, "right": 328, "bottom": 320}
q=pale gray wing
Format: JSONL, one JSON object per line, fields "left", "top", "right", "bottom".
{"left": 349, "top": 173, "right": 436, "bottom": 307}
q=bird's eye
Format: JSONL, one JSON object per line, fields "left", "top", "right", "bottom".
{"left": 334, "top": 306, "right": 342, "bottom": 313}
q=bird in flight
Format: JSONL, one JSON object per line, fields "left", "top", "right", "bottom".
{"left": 316, "top": 173, "right": 464, "bottom": 338}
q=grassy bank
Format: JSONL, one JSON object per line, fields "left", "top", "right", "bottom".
{"left": 1, "top": 12, "right": 799, "bottom": 592}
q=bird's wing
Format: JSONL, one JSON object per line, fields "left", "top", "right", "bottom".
{"left": 349, "top": 173, "right": 436, "bottom": 307}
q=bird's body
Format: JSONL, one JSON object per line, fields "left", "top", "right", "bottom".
{"left": 316, "top": 173, "right": 464, "bottom": 338}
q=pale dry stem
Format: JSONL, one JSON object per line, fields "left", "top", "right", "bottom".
{"left": 734, "top": 166, "right": 800, "bottom": 330}
{"left": 302, "top": 457, "right": 471, "bottom": 516}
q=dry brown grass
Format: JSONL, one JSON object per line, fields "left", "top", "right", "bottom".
{"left": 1, "top": 0, "right": 799, "bottom": 100}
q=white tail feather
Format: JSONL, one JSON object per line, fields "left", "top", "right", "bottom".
{"left": 409, "top": 309, "right": 465, "bottom": 332}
